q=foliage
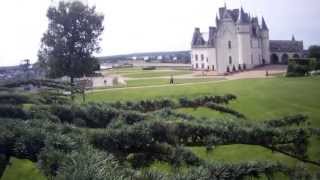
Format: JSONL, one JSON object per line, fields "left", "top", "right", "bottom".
{"left": 286, "top": 58, "right": 317, "bottom": 77}
{"left": 39, "top": 1, "right": 103, "bottom": 80}
{"left": 264, "top": 114, "right": 308, "bottom": 128}
{"left": 110, "top": 98, "right": 177, "bottom": 113}
{"left": 205, "top": 102, "right": 245, "bottom": 118}
{"left": 0, "top": 90, "right": 319, "bottom": 179}
{"left": 55, "top": 146, "right": 126, "bottom": 180}
{"left": 308, "top": 45, "right": 320, "bottom": 69}
{"left": 0, "top": 105, "right": 29, "bottom": 119}
{"left": 0, "top": 93, "right": 31, "bottom": 105}
{"left": 179, "top": 94, "right": 236, "bottom": 107}
{"left": 0, "top": 154, "right": 9, "bottom": 177}
{"left": 142, "top": 66, "right": 157, "bottom": 70}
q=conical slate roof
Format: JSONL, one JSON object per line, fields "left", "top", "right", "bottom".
{"left": 261, "top": 17, "right": 268, "bottom": 31}
{"left": 237, "top": 7, "right": 247, "bottom": 24}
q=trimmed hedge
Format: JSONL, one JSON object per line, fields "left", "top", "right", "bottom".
{"left": 0, "top": 105, "right": 28, "bottom": 119}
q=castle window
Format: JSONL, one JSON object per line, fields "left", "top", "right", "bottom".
{"left": 196, "top": 63, "right": 199, "bottom": 68}
{"left": 212, "top": 65, "right": 215, "bottom": 71}
{"left": 195, "top": 54, "right": 198, "bottom": 61}
{"left": 201, "top": 63, "right": 205, "bottom": 69}
{"left": 229, "top": 56, "right": 232, "bottom": 65}
{"left": 251, "top": 54, "right": 254, "bottom": 64}
{"left": 206, "top": 58, "right": 208, "bottom": 62}
{"left": 201, "top": 54, "right": 204, "bottom": 61}
{"left": 228, "top": 41, "right": 232, "bottom": 49}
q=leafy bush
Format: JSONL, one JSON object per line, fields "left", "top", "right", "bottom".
{"left": 0, "top": 154, "right": 9, "bottom": 177}
{"left": 142, "top": 66, "right": 156, "bottom": 70}
{"left": 179, "top": 94, "right": 237, "bottom": 108}
{"left": 264, "top": 114, "right": 308, "bottom": 127}
{"left": 0, "top": 93, "right": 31, "bottom": 105}
{"left": 56, "top": 145, "right": 125, "bottom": 180}
{"left": 0, "top": 105, "right": 29, "bottom": 119}
{"left": 205, "top": 102, "right": 245, "bottom": 118}
{"left": 286, "top": 58, "right": 317, "bottom": 77}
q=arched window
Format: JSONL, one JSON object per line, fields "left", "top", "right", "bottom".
{"left": 229, "top": 56, "right": 232, "bottom": 65}
{"left": 228, "top": 41, "right": 232, "bottom": 49}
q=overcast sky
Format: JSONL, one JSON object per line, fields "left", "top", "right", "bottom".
{"left": 0, "top": 0, "right": 319, "bottom": 66}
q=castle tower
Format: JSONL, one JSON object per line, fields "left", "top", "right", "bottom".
{"left": 237, "top": 7, "right": 251, "bottom": 67}
{"left": 261, "top": 17, "right": 270, "bottom": 64}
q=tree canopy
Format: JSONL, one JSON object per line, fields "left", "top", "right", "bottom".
{"left": 308, "top": 45, "right": 320, "bottom": 61}
{"left": 39, "top": 1, "right": 103, "bottom": 80}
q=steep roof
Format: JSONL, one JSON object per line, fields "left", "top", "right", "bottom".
{"left": 261, "top": 17, "right": 268, "bottom": 31}
{"left": 270, "top": 40, "right": 303, "bottom": 53}
{"left": 191, "top": 28, "right": 206, "bottom": 47}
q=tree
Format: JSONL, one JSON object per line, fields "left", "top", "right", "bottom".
{"left": 39, "top": 1, "right": 104, "bottom": 99}
{"left": 308, "top": 45, "right": 320, "bottom": 70}
{"left": 308, "top": 45, "right": 320, "bottom": 60}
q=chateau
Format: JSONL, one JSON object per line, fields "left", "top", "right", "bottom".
{"left": 191, "top": 5, "right": 304, "bottom": 74}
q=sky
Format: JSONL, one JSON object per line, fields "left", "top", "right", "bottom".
{"left": 0, "top": 0, "right": 319, "bottom": 66}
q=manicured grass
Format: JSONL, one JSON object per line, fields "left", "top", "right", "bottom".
{"left": 86, "top": 76, "right": 320, "bottom": 173}
{"left": 126, "top": 78, "right": 223, "bottom": 87}
{"left": 123, "top": 70, "right": 191, "bottom": 78}
{"left": 104, "top": 67, "right": 192, "bottom": 78}
{"left": 1, "top": 157, "right": 46, "bottom": 180}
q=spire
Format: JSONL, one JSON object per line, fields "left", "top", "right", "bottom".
{"left": 292, "top": 35, "right": 296, "bottom": 41}
{"left": 216, "top": 14, "right": 219, "bottom": 25}
{"left": 261, "top": 17, "right": 268, "bottom": 31}
{"left": 237, "top": 7, "right": 246, "bottom": 24}
{"left": 192, "top": 28, "right": 205, "bottom": 46}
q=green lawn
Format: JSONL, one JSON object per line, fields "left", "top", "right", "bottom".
{"left": 126, "top": 78, "right": 223, "bottom": 87}
{"left": 104, "top": 67, "right": 192, "bottom": 78}
{"left": 85, "top": 76, "right": 320, "bottom": 173}
{"left": 1, "top": 157, "right": 46, "bottom": 180}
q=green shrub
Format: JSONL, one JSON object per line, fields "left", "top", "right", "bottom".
{"left": 0, "top": 93, "right": 31, "bottom": 105}
{"left": 142, "top": 66, "right": 156, "bottom": 70}
{"left": 0, "top": 105, "right": 29, "bottom": 119}
{"left": 286, "top": 58, "right": 317, "bottom": 77}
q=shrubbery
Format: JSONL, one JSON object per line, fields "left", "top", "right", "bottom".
{"left": 0, "top": 105, "right": 29, "bottom": 119}
{"left": 286, "top": 58, "right": 318, "bottom": 77}
{"left": 142, "top": 66, "right": 156, "bottom": 70}
{"left": 0, "top": 93, "right": 31, "bottom": 105}
{"left": 0, "top": 91, "right": 319, "bottom": 179}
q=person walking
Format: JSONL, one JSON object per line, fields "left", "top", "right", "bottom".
{"left": 170, "top": 75, "right": 174, "bottom": 84}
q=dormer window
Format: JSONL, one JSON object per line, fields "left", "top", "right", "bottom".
{"left": 228, "top": 41, "right": 232, "bottom": 49}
